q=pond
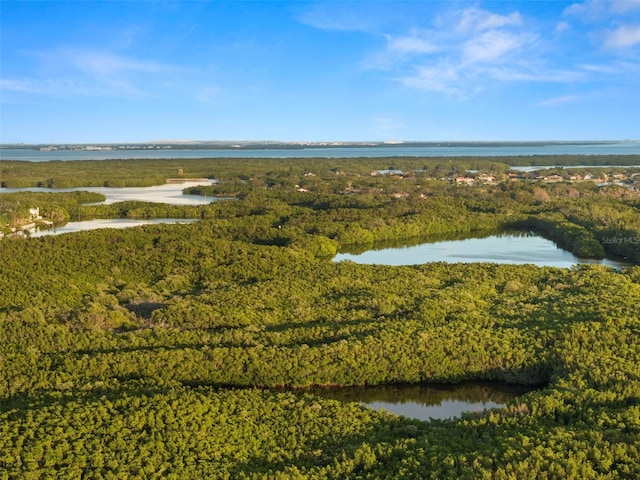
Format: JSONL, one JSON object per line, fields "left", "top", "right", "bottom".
{"left": 334, "top": 230, "right": 631, "bottom": 269}
{"left": 296, "top": 381, "right": 538, "bottom": 421}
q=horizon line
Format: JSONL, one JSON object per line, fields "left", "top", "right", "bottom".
{"left": 2, "top": 139, "right": 638, "bottom": 147}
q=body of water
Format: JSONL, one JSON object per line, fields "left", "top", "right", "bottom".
{"left": 1, "top": 181, "right": 221, "bottom": 238}
{"left": 299, "top": 381, "right": 536, "bottom": 422}
{"left": 0, "top": 180, "right": 219, "bottom": 206}
{"left": 2, "top": 142, "right": 640, "bottom": 161}
{"left": 334, "top": 231, "right": 631, "bottom": 269}
{"left": 511, "top": 164, "right": 640, "bottom": 172}
{"left": 27, "top": 218, "right": 197, "bottom": 238}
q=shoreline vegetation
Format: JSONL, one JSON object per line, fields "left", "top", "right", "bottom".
{"left": 1, "top": 156, "right": 640, "bottom": 478}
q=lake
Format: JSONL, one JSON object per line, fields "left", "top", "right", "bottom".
{"left": 0, "top": 180, "right": 219, "bottom": 206}
{"left": 334, "top": 231, "right": 631, "bottom": 269}
{"left": 297, "top": 381, "right": 537, "bottom": 422}
{"left": 2, "top": 141, "right": 640, "bottom": 161}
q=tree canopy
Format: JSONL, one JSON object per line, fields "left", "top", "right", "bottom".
{"left": 1, "top": 156, "right": 639, "bottom": 478}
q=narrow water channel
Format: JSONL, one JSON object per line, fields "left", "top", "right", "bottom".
{"left": 296, "top": 381, "right": 538, "bottom": 422}
{"left": 0, "top": 181, "right": 218, "bottom": 205}
{"left": 27, "top": 218, "right": 198, "bottom": 238}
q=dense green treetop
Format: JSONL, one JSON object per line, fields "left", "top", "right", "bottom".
{"left": 1, "top": 156, "right": 639, "bottom": 478}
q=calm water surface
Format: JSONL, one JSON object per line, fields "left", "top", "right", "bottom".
{"left": 0, "top": 180, "right": 218, "bottom": 205}
{"left": 511, "top": 164, "right": 640, "bottom": 172}
{"left": 27, "top": 218, "right": 197, "bottom": 238}
{"left": 1, "top": 181, "right": 222, "bottom": 237}
{"left": 3, "top": 142, "right": 640, "bottom": 160}
{"left": 300, "top": 381, "right": 537, "bottom": 421}
{"left": 334, "top": 231, "right": 630, "bottom": 269}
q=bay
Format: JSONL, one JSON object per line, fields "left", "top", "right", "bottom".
{"left": 2, "top": 141, "right": 640, "bottom": 161}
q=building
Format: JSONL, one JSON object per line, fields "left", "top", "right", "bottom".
{"left": 28, "top": 207, "right": 41, "bottom": 220}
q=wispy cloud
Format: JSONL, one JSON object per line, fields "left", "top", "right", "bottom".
{"left": 0, "top": 77, "right": 97, "bottom": 97}
{"left": 295, "top": 2, "right": 385, "bottom": 32}
{"left": 0, "top": 78, "right": 42, "bottom": 93}
{"left": 463, "top": 30, "right": 534, "bottom": 63}
{"left": 555, "top": 21, "right": 570, "bottom": 35}
{"left": 4, "top": 48, "right": 181, "bottom": 99}
{"left": 456, "top": 7, "right": 523, "bottom": 33}
{"left": 564, "top": 0, "right": 640, "bottom": 20}
{"left": 59, "top": 49, "right": 169, "bottom": 76}
{"left": 365, "top": 30, "right": 439, "bottom": 70}
{"left": 398, "top": 63, "right": 461, "bottom": 95}
{"left": 537, "top": 95, "right": 581, "bottom": 107}
{"left": 563, "top": 1, "right": 606, "bottom": 20}
{"left": 378, "top": 6, "right": 541, "bottom": 94}
{"left": 304, "top": 3, "right": 639, "bottom": 97}
{"left": 610, "top": 0, "right": 640, "bottom": 14}
{"left": 604, "top": 24, "right": 640, "bottom": 48}
{"left": 484, "top": 66, "right": 585, "bottom": 83}
{"left": 563, "top": 1, "right": 640, "bottom": 50}
{"left": 386, "top": 32, "right": 438, "bottom": 55}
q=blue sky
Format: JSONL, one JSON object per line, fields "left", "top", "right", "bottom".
{"left": 1, "top": 0, "right": 639, "bottom": 143}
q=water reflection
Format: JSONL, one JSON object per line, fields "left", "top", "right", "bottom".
{"left": 338, "top": 230, "right": 504, "bottom": 255}
{"left": 0, "top": 180, "right": 219, "bottom": 206}
{"left": 299, "top": 381, "right": 537, "bottom": 421}
{"left": 334, "top": 230, "right": 630, "bottom": 269}
{"left": 28, "top": 218, "right": 197, "bottom": 238}
{"left": 510, "top": 164, "right": 640, "bottom": 172}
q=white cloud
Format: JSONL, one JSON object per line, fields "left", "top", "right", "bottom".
{"left": 563, "top": 1, "right": 612, "bottom": 20}
{"left": 579, "top": 60, "right": 640, "bottom": 79}
{"left": 555, "top": 21, "right": 570, "bottom": 34}
{"left": 463, "top": 31, "right": 533, "bottom": 63}
{"left": 304, "top": 2, "right": 633, "bottom": 97}
{"left": 604, "top": 24, "right": 640, "bottom": 47}
{"left": 0, "top": 77, "right": 92, "bottom": 97}
{"left": 564, "top": 0, "right": 640, "bottom": 19}
{"left": 382, "top": 5, "right": 544, "bottom": 94}
{"left": 17, "top": 48, "right": 181, "bottom": 98}
{"left": 486, "top": 66, "right": 584, "bottom": 83}
{"left": 0, "top": 78, "right": 41, "bottom": 93}
{"left": 368, "top": 5, "right": 538, "bottom": 94}
{"left": 296, "top": 3, "right": 384, "bottom": 32}
{"left": 607, "top": 0, "right": 640, "bottom": 14}
{"left": 49, "top": 49, "right": 169, "bottom": 77}
{"left": 386, "top": 33, "right": 438, "bottom": 55}
{"left": 580, "top": 63, "right": 618, "bottom": 73}
{"left": 562, "top": 2, "right": 640, "bottom": 51}
{"left": 537, "top": 95, "right": 581, "bottom": 107}
{"left": 364, "top": 30, "right": 440, "bottom": 70}
{"left": 457, "top": 7, "right": 522, "bottom": 33}
{"left": 563, "top": 1, "right": 595, "bottom": 19}
{"left": 399, "top": 64, "right": 461, "bottom": 95}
